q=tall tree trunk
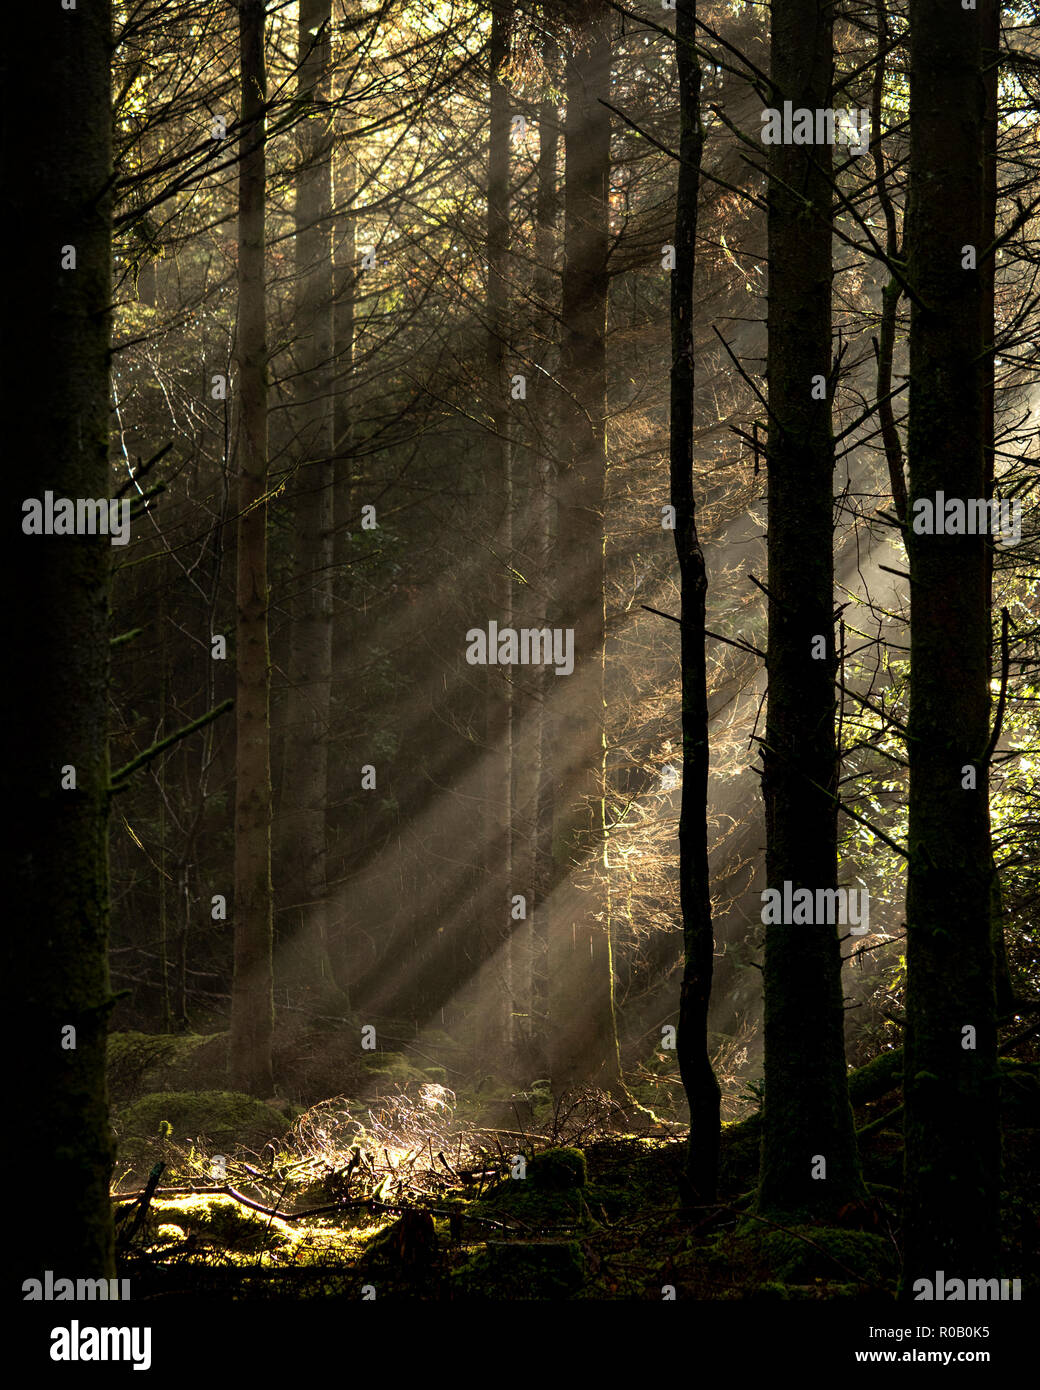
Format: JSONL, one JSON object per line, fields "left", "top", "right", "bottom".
{"left": 7, "top": 0, "right": 116, "bottom": 1279}
{"left": 980, "top": 0, "right": 1014, "bottom": 1017}
{"left": 487, "top": 0, "right": 516, "bottom": 1063}
{"left": 230, "top": 0, "right": 275, "bottom": 1097}
{"left": 528, "top": 27, "right": 560, "bottom": 1080}
{"left": 330, "top": 12, "right": 357, "bottom": 993}
{"left": 551, "top": 3, "right": 621, "bottom": 1094}
{"left": 278, "top": 0, "right": 336, "bottom": 993}
{"left": 671, "top": 0, "right": 721, "bottom": 1205}
{"left": 333, "top": 154, "right": 356, "bottom": 511}
{"left": 901, "top": 0, "right": 999, "bottom": 1285}
{"left": 758, "top": 0, "right": 863, "bottom": 1217}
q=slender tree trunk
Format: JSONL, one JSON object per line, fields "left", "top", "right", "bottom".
{"left": 330, "top": 15, "right": 357, "bottom": 994}
{"left": 671, "top": 0, "right": 721, "bottom": 1205}
{"left": 278, "top": 0, "right": 336, "bottom": 992}
{"left": 230, "top": 0, "right": 275, "bottom": 1097}
{"left": 334, "top": 156, "right": 356, "bottom": 505}
{"left": 529, "top": 29, "right": 560, "bottom": 1080}
{"left": 487, "top": 0, "right": 516, "bottom": 1062}
{"left": 758, "top": 0, "right": 863, "bottom": 1217}
{"left": 7, "top": 0, "right": 116, "bottom": 1280}
{"left": 551, "top": 3, "right": 622, "bottom": 1094}
{"left": 871, "top": 0, "right": 906, "bottom": 528}
{"left": 901, "top": 0, "right": 999, "bottom": 1286}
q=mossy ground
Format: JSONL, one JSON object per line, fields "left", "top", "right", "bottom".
{"left": 109, "top": 1036, "right": 1038, "bottom": 1301}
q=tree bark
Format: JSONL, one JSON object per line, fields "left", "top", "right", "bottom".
{"left": 278, "top": 0, "right": 336, "bottom": 993}
{"left": 758, "top": 0, "right": 863, "bottom": 1217}
{"left": 671, "top": 0, "right": 721, "bottom": 1205}
{"left": 7, "top": 0, "right": 116, "bottom": 1280}
{"left": 901, "top": 0, "right": 999, "bottom": 1286}
{"left": 551, "top": 2, "right": 622, "bottom": 1094}
{"left": 487, "top": 0, "right": 516, "bottom": 1063}
{"left": 528, "top": 28, "right": 561, "bottom": 1080}
{"left": 230, "top": 0, "right": 275, "bottom": 1097}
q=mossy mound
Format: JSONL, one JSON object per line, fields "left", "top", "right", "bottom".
{"left": 118, "top": 1090, "right": 292, "bottom": 1152}
{"left": 529, "top": 1147, "right": 587, "bottom": 1189}
{"left": 715, "top": 1220, "right": 896, "bottom": 1287}
{"left": 472, "top": 1160, "right": 594, "bottom": 1229}
{"left": 144, "top": 1195, "right": 294, "bottom": 1254}
{"left": 451, "top": 1240, "right": 586, "bottom": 1299}
{"left": 360, "top": 1051, "right": 435, "bottom": 1089}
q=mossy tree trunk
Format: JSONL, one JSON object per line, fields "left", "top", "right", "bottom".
{"left": 901, "top": 0, "right": 999, "bottom": 1287}
{"left": 671, "top": 0, "right": 721, "bottom": 1204}
{"left": 230, "top": 0, "right": 275, "bottom": 1097}
{"left": 6, "top": 0, "right": 116, "bottom": 1277}
{"left": 758, "top": 0, "right": 863, "bottom": 1218}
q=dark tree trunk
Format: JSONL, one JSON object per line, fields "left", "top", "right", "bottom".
{"left": 230, "top": 0, "right": 275, "bottom": 1097}
{"left": 278, "top": 0, "right": 336, "bottom": 993}
{"left": 901, "top": 0, "right": 999, "bottom": 1286}
{"left": 6, "top": 0, "right": 116, "bottom": 1280}
{"left": 551, "top": 3, "right": 621, "bottom": 1094}
{"left": 671, "top": 0, "right": 721, "bottom": 1205}
{"left": 758, "top": 0, "right": 863, "bottom": 1217}
{"left": 980, "top": 0, "right": 1014, "bottom": 1018}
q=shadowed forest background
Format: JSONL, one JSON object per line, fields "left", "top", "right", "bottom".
{"left": 7, "top": 0, "right": 1039, "bottom": 1319}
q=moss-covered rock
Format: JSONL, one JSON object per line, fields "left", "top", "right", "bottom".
{"left": 451, "top": 1240, "right": 586, "bottom": 1299}
{"left": 722, "top": 1219, "right": 896, "bottom": 1286}
{"left": 469, "top": 1156, "right": 592, "bottom": 1234}
{"left": 117, "top": 1090, "right": 292, "bottom": 1152}
{"left": 529, "top": 1147, "right": 587, "bottom": 1190}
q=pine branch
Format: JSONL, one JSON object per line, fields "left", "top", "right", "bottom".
{"left": 110, "top": 699, "right": 233, "bottom": 787}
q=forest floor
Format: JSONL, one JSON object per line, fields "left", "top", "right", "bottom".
{"left": 107, "top": 1033, "right": 1039, "bottom": 1301}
